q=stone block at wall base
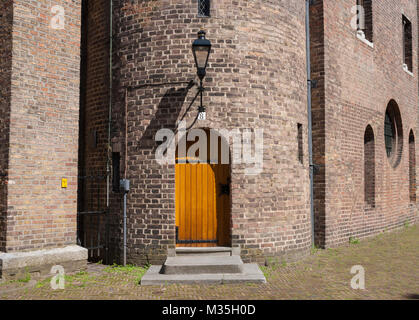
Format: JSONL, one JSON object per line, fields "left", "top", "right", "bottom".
{"left": 0, "top": 245, "right": 88, "bottom": 281}
{"left": 241, "top": 246, "right": 311, "bottom": 266}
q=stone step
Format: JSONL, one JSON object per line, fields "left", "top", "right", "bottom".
{"left": 175, "top": 247, "right": 234, "bottom": 257}
{"left": 161, "top": 255, "right": 244, "bottom": 275}
{"left": 141, "top": 264, "right": 266, "bottom": 285}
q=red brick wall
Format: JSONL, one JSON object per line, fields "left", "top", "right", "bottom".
{"left": 0, "top": 0, "right": 13, "bottom": 252}
{"left": 311, "top": 0, "right": 419, "bottom": 247}
{"left": 81, "top": 0, "right": 419, "bottom": 264}
{"left": 81, "top": 0, "right": 109, "bottom": 176}
{"left": 4, "top": 0, "right": 82, "bottom": 252}
{"left": 309, "top": 0, "right": 327, "bottom": 247}
{"left": 108, "top": 0, "right": 312, "bottom": 264}
{"left": 78, "top": 0, "right": 110, "bottom": 261}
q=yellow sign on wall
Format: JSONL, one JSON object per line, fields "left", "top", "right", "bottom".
{"left": 61, "top": 178, "right": 68, "bottom": 188}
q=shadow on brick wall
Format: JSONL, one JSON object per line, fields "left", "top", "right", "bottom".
{"left": 137, "top": 85, "right": 194, "bottom": 152}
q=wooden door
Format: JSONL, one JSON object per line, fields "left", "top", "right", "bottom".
{"left": 175, "top": 132, "right": 231, "bottom": 247}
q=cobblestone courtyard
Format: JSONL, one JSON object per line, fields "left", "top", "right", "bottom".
{"left": 1, "top": 225, "right": 418, "bottom": 300}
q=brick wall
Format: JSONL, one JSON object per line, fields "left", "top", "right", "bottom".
{"left": 78, "top": 0, "right": 110, "bottom": 262}
{"left": 3, "top": 0, "right": 82, "bottom": 252}
{"left": 81, "top": 0, "right": 419, "bottom": 264}
{"left": 108, "top": 0, "right": 312, "bottom": 264}
{"left": 309, "top": 0, "right": 327, "bottom": 247}
{"left": 311, "top": 0, "right": 419, "bottom": 247}
{"left": 0, "top": 0, "right": 13, "bottom": 252}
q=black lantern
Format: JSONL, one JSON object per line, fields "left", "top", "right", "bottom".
{"left": 192, "top": 30, "right": 211, "bottom": 81}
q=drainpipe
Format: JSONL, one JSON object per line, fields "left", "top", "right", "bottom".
{"left": 107, "top": 0, "right": 113, "bottom": 209}
{"left": 108, "top": 0, "right": 129, "bottom": 266}
{"left": 306, "top": 0, "right": 315, "bottom": 246}
{"left": 121, "top": 179, "right": 130, "bottom": 266}
{"left": 121, "top": 89, "right": 129, "bottom": 267}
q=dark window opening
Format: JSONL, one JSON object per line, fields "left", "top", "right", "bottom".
{"left": 364, "top": 125, "right": 375, "bottom": 208}
{"left": 90, "top": 129, "right": 97, "bottom": 149}
{"left": 357, "top": 0, "right": 373, "bottom": 43}
{"left": 384, "top": 100, "right": 403, "bottom": 168}
{"left": 409, "top": 131, "right": 416, "bottom": 203}
{"left": 403, "top": 15, "right": 413, "bottom": 72}
{"left": 198, "top": 0, "right": 210, "bottom": 17}
{"left": 384, "top": 111, "right": 394, "bottom": 158}
{"left": 297, "top": 123, "right": 303, "bottom": 164}
{"left": 112, "top": 152, "right": 120, "bottom": 193}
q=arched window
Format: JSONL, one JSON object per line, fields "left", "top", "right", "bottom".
{"left": 409, "top": 130, "right": 416, "bottom": 203}
{"left": 384, "top": 100, "right": 403, "bottom": 168}
{"left": 403, "top": 15, "right": 413, "bottom": 72}
{"left": 384, "top": 111, "right": 393, "bottom": 157}
{"left": 364, "top": 125, "right": 375, "bottom": 208}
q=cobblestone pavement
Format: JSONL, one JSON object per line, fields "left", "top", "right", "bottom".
{"left": 1, "top": 225, "right": 418, "bottom": 300}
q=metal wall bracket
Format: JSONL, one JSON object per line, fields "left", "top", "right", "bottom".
{"left": 309, "top": 79, "right": 317, "bottom": 89}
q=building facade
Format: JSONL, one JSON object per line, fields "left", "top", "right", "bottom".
{"left": 80, "top": 0, "right": 419, "bottom": 265}
{"left": 310, "top": 0, "right": 419, "bottom": 247}
{"left": 1, "top": 0, "right": 418, "bottom": 278}
{"left": 0, "top": 0, "right": 87, "bottom": 279}
{"left": 82, "top": 0, "right": 312, "bottom": 265}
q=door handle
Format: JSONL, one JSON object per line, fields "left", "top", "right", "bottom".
{"left": 219, "top": 179, "right": 231, "bottom": 196}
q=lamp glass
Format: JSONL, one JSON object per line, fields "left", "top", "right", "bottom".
{"left": 194, "top": 46, "right": 210, "bottom": 69}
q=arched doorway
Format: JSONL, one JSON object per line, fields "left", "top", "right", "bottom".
{"left": 175, "top": 128, "right": 231, "bottom": 247}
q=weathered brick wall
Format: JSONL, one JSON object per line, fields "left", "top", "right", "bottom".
{"left": 109, "top": 0, "right": 312, "bottom": 265}
{"left": 79, "top": 0, "right": 110, "bottom": 262}
{"left": 309, "top": 0, "right": 327, "bottom": 247}
{"left": 0, "top": 0, "right": 13, "bottom": 252}
{"left": 311, "top": 0, "right": 419, "bottom": 247}
{"left": 4, "top": 0, "right": 82, "bottom": 252}
{"left": 417, "top": 0, "right": 419, "bottom": 170}
{"left": 80, "top": 0, "right": 109, "bottom": 177}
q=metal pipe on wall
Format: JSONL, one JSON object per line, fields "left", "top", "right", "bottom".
{"left": 123, "top": 88, "right": 128, "bottom": 267}
{"left": 306, "top": 0, "right": 315, "bottom": 246}
{"left": 107, "top": 0, "right": 113, "bottom": 209}
{"left": 123, "top": 188, "right": 127, "bottom": 266}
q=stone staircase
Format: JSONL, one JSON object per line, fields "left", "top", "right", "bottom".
{"left": 141, "top": 247, "right": 266, "bottom": 285}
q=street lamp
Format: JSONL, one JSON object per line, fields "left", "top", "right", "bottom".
{"left": 192, "top": 30, "right": 212, "bottom": 117}
{"left": 192, "top": 30, "right": 212, "bottom": 81}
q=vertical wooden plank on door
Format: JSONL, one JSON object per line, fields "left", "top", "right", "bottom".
{"left": 208, "top": 164, "right": 214, "bottom": 245}
{"left": 180, "top": 164, "right": 185, "bottom": 246}
{"left": 211, "top": 164, "right": 218, "bottom": 247}
{"left": 203, "top": 164, "right": 208, "bottom": 246}
{"left": 184, "top": 163, "right": 190, "bottom": 246}
{"left": 191, "top": 163, "right": 197, "bottom": 247}
{"left": 175, "top": 164, "right": 179, "bottom": 229}
{"left": 197, "top": 163, "right": 202, "bottom": 247}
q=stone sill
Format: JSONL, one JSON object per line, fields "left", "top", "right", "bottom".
{"left": 356, "top": 32, "right": 374, "bottom": 48}
{"left": 403, "top": 64, "right": 414, "bottom": 77}
{"left": 0, "top": 245, "right": 87, "bottom": 281}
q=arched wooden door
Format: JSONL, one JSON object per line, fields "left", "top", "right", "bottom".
{"left": 175, "top": 130, "right": 231, "bottom": 247}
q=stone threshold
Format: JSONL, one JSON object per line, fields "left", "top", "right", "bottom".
{"left": 174, "top": 246, "right": 240, "bottom": 256}
{"left": 141, "top": 264, "right": 266, "bottom": 285}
